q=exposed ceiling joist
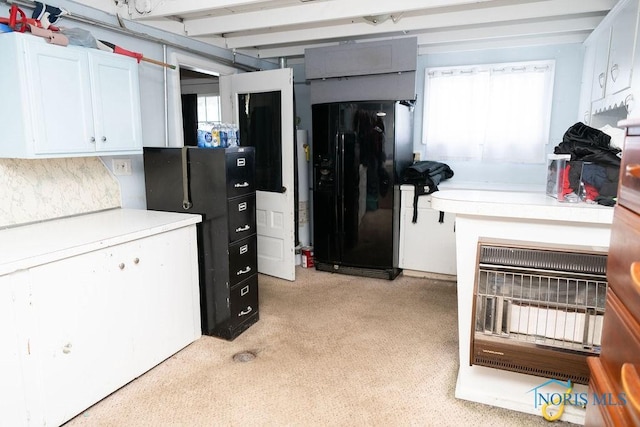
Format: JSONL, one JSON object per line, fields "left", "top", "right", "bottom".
{"left": 115, "top": 0, "right": 620, "bottom": 61}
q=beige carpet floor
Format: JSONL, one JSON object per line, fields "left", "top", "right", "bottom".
{"left": 65, "top": 267, "right": 576, "bottom": 427}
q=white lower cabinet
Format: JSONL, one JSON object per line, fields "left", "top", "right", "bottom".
{"left": 399, "top": 186, "right": 457, "bottom": 276}
{"left": 4, "top": 224, "right": 200, "bottom": 426}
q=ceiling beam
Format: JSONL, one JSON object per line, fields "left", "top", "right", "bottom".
{"left": 183, "top": 0, "right": 495, "bottom": 36}
{"left": 222, "top": 0, "right": 615, "bottom": 48}
{"left": 128, "top": 0, "right": 267, "bottom": 19}
{"left": 418, "top": 32, "right": 589, "bottom": 54}
{"left": 254, "top": 16, "right": 600, "bottom": 59}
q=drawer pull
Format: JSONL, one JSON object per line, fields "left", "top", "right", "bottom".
{"left": 237, "top": 266, "right": 252, "bottom": 276}
{"left": 630, "top": 262, "right": 640, "bottom": 291}
{"left": 239, "top": 244, "right": 248, "bottom": 254}
{"left": 626, "top": 164, "right": 640, "bottom": 179}
{"left": 237, "top": 158, "right": 246, "bottom": 167}
{"left": 598, "top": 72, "right": 606, "bottom": 88}
{"left": 239, "top": 306, "right": 253, "bottom": 317}
{"left": 238, "top": 202, "right": 247, "bottom": 212}
{"left": 235, "top": 225, "right": 250, "bottom": 232}
{"left": 234, "top": 181, "right": 249, "bottom": 188}
{"left": 621, "top": 363, "right": 640, "bottom": 413}
{"left": 62, "top": 343, "right": 72, "bottom": 354}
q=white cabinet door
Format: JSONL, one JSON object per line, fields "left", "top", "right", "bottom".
{"left": 0, "top": 273, "right": 29, "bottom": 426}
{"left": 129, "top": 226, "right": 201, "bottom": 371}
{"left": 607, "top": 0, "right": 639, "bottom": 96}
{"left": 24, "top": 38, "right": 95, "bottom": 155}
{"left": 578, "top": 43, "right": 596, "bottom": 124}
{"left": 399, "top": 189, "right": 457, "bottom": 276}
{"left": 590, "top": 28, "right": 611, "bottom": 103}
{"left": 89, "top": 51, "right": 143, "bottom": 153}
{"left": 28, "top": 246, "right": 136, "bottom": 426}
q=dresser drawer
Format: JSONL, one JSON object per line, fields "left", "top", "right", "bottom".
{"left": 228, "top": 236, "right": 257, "bottom": 287}
{"left": 226, "top": 149, "right": 255, "bottom": 198}
{"left": 230, "top": 275, "right": 259, "bottom": 323}
{"left": 599, "top": 290, "right": 640, "bottom": 387}
{"left": 619, "top": 132, "right": 640, "bottom": 215}
{"left": 585, "top": 356, "right": 631, "bottom": 426}
{"left": 607, "top": 205, "right": 640, "bottom": 325}
{"left": 228, "top": 194, "right": 256, "bottom": 242}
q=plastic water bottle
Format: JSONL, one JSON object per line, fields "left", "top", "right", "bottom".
{"left": 211, "top": 123, "right": 220, "bottom": 148}
{"left": 220, "top": 123, "right": 228, "bottom": 148}
{"left": 228, "top": 124, "right": 237, "bottom": 147}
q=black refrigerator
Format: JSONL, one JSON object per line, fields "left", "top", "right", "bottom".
{"left": 143, "top": 146, "right": 259, "bottom": 340}
{"left": 312, "top": 100, "right": 414, "bottom": 279}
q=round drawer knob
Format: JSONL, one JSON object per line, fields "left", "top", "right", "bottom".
{"left": 133, "top": 257, "right": 140, "bottom": 264}
{"left": 119, "top": 263, "right": 125, "bottom": 270}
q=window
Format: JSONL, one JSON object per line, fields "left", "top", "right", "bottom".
{"left": 197, "top": 95, "right": 221, "bottom": 128}
{"left": 422, "top": 60, "right": 555, "bottom": 164}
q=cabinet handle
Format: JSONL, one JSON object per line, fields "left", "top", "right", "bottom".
{"left": 237, "top": 266, "right": 251, "bottom": 276}
{"left": 101, "top": 136, "right": 107, "bottom": 142}
{"left": 235, "top": 224, "right": 250, "bottom": 232}
{"left": 626, "top": 164, "right": 640, "bottom": 179}
{"left": 62, "top": 343, "right": 72, "bottom": 354}
{"left": 610, "top": 63, "right": 619, "bottom": 82}
{"left": 90, "top": 137, "right": 96, "bottom": 143}
{"left": 119, "top": 262, "right": 125, "bottom": 270}
{"left": 234, "top": 181, "right": 249, "bottom": 188}
{"left": 598, "top": 72, "right": 606, "bottom": 88}
{"left": 630, "top": 262, "right": 640, "bottom": 291}
{"left": 133, "top": 257, "right": 140, "bottom": 264}
{"left": 583, "top": 111, "right": 589, "bottom": 124}
{"left": 621, "top": 363, "right": 640, "bottom": 413}
{"left": 238, "top": 306, "right": 253, "bottom": 317}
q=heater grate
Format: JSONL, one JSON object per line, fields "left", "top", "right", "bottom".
{"left": 472, "top": 241, "right": 608, "bottom": 384}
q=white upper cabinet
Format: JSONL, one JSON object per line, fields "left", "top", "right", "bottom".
{"left": 585, "top": 0, "right": 640, "bottom": 116}
{"left": 0, "top": 32, "right": 142, "bottom": 158}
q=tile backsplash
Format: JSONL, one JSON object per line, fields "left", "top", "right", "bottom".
{"left": 0, "top": 157, "right": 121, "bottom": 228}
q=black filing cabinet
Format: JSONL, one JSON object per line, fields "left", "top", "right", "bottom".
{"left": 143, "top": 146, "right": 259, "bottom": 341}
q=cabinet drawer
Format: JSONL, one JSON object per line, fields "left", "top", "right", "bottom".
{"left": 619, "top": 134, "right": 640, "bottom": 215}
{"left": 230, "top": 275, "right": 259, "bottom": 323}
{"left": 599, "top": 290, "right": 640, "bottom": 387}
{"left": 585, "top": 356, "right": 631, "bottom": 426}
{"left": 607, "top": 206, "right": 640, "bottom": 324}
{"left": 226, "top": 149, "right": 255, "bottom": 198}
{"left": 228, "top": 194, "right": 256, "bottom": 242}
{"left": 228, "top": 236, "right": 257, "bottom": 287}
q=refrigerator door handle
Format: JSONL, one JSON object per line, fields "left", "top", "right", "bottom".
{"left": 181, "top": 147, "right": 193, "bottom": 210}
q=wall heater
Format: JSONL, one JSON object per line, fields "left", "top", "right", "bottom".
{"left": 471, "top": 239, "right": 608, "bottom": 385}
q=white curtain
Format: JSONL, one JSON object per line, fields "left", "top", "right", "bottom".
{"left": 423, "top": 61, "right": 554, "bottom": 164}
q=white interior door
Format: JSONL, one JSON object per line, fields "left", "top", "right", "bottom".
{"left": 221, "top": 68, "right": 295, "bottom": 281}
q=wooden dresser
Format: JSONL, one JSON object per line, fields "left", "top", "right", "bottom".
{"left": 585, "top": 118, "right": 640, "bottom": 426}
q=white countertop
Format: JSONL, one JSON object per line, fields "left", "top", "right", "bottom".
{"left": 0, "top": 208, "right": 202, "bottom": 276}
{"left": 431, "top": 189, "right": 614, "bottom": 224}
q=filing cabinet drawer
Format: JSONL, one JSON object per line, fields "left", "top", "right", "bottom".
{"left": 230, "top": 275, "right": 259, "bottom": 323}
{"left": 226, "top": 149, "right": 255, "bottom": 198}
{"left": 228, "top": 194, "right": 256, "bottom": 242}
{"left": 229, "top": 236, "right": 257, "bottom": 287}
{"left": 607, "top": 205, "right": 640, "bottom": 325}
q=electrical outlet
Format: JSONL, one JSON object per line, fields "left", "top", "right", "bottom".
{"left": 112, "top": 158, "right": 132, "bottom": 176}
